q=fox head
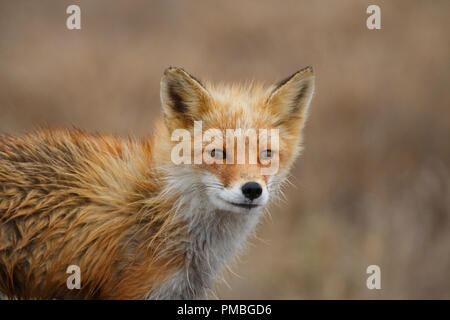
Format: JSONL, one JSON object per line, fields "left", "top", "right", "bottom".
{"left": 158, "top": 66, "right": 314, "bottom": 214}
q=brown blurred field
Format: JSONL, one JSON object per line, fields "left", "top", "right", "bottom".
{"left": 0, "top": 0, "right": 449, "bottom": 299}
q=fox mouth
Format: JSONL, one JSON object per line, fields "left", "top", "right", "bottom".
{"left": 227, "top": 201, "right": 260, "bottom": 209}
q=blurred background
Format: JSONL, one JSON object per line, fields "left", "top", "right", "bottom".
{"left": 0, "top": 0, "right": 449, "bottom": 299}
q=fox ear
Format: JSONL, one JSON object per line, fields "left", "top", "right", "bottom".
{"left": 267, "top": 66, "right": 315, "bottom": 130}
{"left": 160, "top": 67, "right": 210, "bottom": 130}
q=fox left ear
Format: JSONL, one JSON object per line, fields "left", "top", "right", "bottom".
{"left": 160, "top": 67, "right": 210, "bottom": 130}
{"left": 267, "top": 66, "right": 315, "bottom": 130}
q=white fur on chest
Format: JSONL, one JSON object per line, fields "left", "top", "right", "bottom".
{"left": 148, "top": 179, "right": 263, "bottom": 299}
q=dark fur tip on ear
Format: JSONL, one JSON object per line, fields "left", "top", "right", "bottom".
{"left": 163, "top": 66, "right": 183, "bottom": 75}
{"left": 163, "top": 66, "right": 205, "bottom": 88}
{"left": 295, "top": 65, "right": 314, "bottom": 76}
{"left": 300, "top": 65, "right": 313, "bottom": 73}
{"left": 273, "top": 66, "right": 314, "bottom": 92}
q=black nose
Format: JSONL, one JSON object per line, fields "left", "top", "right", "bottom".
{"left": 241, "top": 182, "right": 263, "bottom": 200}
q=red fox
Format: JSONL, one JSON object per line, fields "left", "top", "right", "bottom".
{"left": 0, "top": 66, "right": 314, "bottom": 299}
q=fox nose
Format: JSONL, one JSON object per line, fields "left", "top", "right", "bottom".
{"left": 241, "top": 182, "right": 263, "bottom": 200}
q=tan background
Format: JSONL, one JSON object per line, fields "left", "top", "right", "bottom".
{"left": 0, "top": 0, "right": 449, "bottom": 299}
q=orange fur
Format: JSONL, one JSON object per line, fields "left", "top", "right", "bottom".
{"left": 0, "top": 129, "right": 184, "bottom": 298}
{"left": 0, "top": 66, "right": 314, "bottom": 299}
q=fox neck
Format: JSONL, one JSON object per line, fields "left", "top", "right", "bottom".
{"left": 148, "top": 167, "right": 263, "bottom": 299}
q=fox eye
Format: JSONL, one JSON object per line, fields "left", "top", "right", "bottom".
{"left": 209, "top": 149, "right": 226, "bottom": 160}
{"left": 260, "top": 149, "right": 274, "bottom": 160}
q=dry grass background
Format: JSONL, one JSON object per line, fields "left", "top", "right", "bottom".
{"left": 0, "top": 0, "right": 449, "bottom": 299}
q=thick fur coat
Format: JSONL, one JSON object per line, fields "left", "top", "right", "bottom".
{"left": 0, "top": 67, "right": 314, "bottom": 299}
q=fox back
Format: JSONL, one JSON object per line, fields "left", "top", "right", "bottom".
{"left": 0, "top": 66, "right": 314, "bottom": 299}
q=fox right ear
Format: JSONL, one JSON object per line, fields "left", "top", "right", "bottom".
{"left": 267, "top": 66, "right": 315, "bottom": 132}
{"left": 160, "top": 67, "right": 210, "bottom": 130}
